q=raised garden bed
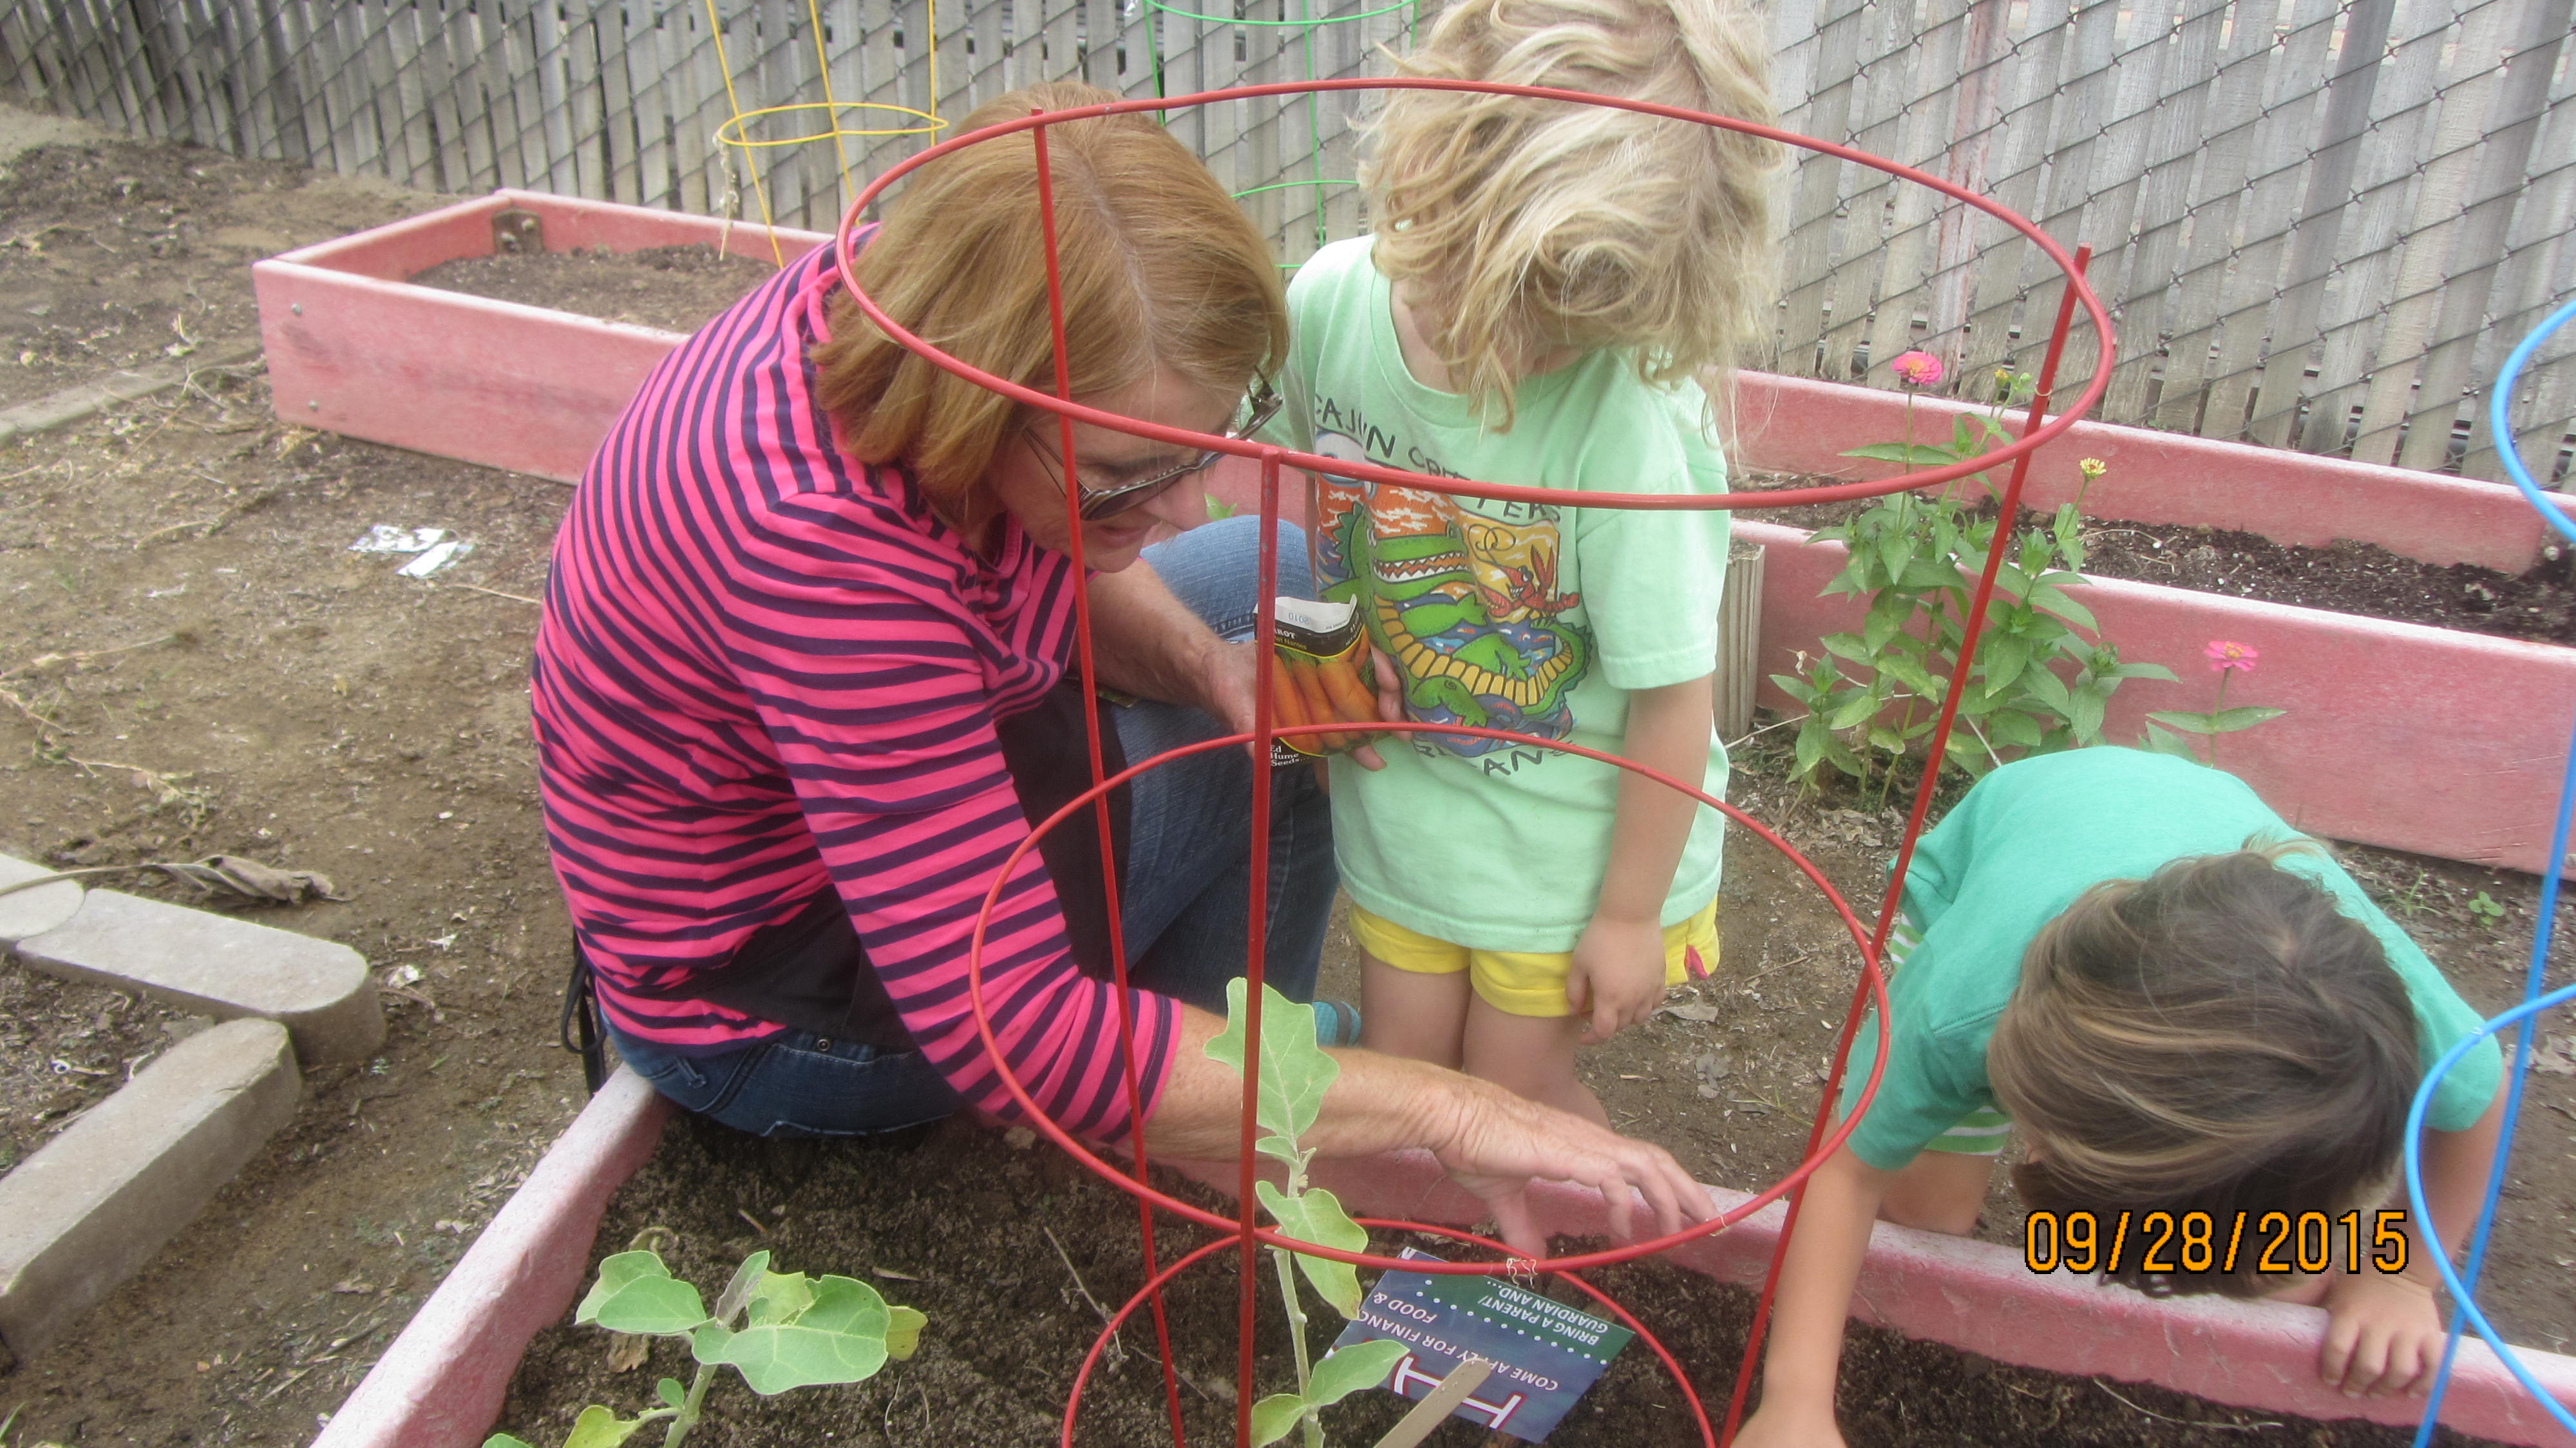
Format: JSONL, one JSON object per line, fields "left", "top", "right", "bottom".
{"left": 252, "top": 190, "right": 828, "bottom": 484}
{"left": 316, "top": 1070, "right": 2576, "bottom": 1448}
{"left": 254, "top": 193, "right": 2576, "bottom": 876}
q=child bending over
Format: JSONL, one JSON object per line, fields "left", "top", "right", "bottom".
{"left": 1736, "top": 748, "right": 2506, "bottom": 1447}
{"left": 1266, "top": 0, "right": 1779, "bottom": 1119}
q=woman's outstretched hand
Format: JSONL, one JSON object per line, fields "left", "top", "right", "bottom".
{"left": 1423, "top": 1076, "right": 1714, "bottom": 1257}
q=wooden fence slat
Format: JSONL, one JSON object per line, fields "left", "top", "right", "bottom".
{"left": 2389, "top": 0, "right": 2571, "bottom": 473}
{"left": 2308, "top": 0, "right": 2472, "bottom": 458}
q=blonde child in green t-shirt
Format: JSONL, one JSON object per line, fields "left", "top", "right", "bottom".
{"left": 1274, "top": 0, "right": 1779, "bottom": 1121}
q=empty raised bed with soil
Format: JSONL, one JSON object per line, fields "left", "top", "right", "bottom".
{"left": 408, "top": 244, "right": 777, "bottom": 338}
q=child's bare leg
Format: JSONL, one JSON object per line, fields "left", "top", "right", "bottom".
{"left": 1459, "top": 995, "right": 1604, "bottom": 1126}
{"left": 1877, "top": 1150, "right": 1994, "bottom": 1236}
{"left": 1359, "top": 956, "right": 1470, "bottom": 1070}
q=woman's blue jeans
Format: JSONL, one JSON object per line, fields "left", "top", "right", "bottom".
{"left": 608, "top": 515, "right": 1337, "bottom": 1136}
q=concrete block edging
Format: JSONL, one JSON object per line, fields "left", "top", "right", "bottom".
{"left": 310, "top": 1093, "right": 2576, "bottom": 1447}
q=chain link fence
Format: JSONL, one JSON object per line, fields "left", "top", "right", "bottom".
{"left": 3, "top": 0, "right": 2570, "bottom": 484}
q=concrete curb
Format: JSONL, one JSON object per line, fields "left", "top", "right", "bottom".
{"left": 1736, "top": 519, "right": 2576, "bottom": 879}
{"left": 0, "top": 338, "right": 264, "bottom": 446}
{"left": 0, "top": 1018, "right": 301, "bottom": 1365}
{"left": 1166, "top": 1152, "right": 2576, "bottom": 1446}
{"left": 310, "top": 1069, "right": 672, "bottom": 1448}
{"left": 15, "top": 887, "right": 383, "bottom": 1065}
{"left": 0, "top": 853, "right": 83, "bottom": 946}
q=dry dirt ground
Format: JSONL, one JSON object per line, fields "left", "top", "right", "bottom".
{"left": 0, "top": 111, "right": 2570, "bottom": 1447}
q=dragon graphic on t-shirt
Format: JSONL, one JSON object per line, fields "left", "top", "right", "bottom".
{"left": 1310, "top": 431, "right": 1591, "bottom": 757}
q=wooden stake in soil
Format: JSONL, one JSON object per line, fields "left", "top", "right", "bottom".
{"left": 1370, "top": 1357, "right": 1493, "bottom": 1448}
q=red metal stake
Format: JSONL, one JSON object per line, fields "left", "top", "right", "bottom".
{"left": 1235, "top": 450, "right": 1285, "bottom": 1445}
{"left": 1718, "top": 245, "right": 2097, "bottom": 1445}
{"left": 1030, "top": 113, "right": 1189, "bottom": 1447}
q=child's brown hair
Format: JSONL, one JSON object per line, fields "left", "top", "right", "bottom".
{"left": 1985, "top": 843, "right": 2420, "bottom": 1298}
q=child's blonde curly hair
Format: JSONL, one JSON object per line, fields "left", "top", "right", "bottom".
{"left": 1363, "top": 0, "right": 1781, "bottom": 427}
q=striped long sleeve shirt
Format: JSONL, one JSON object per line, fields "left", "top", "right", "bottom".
{"left": 529, "top": 240, "right": 1175, "bottom": 1138}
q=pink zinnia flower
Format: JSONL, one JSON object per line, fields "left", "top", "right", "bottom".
{"left": 1889, "top": 350, "right": 1945, "bottom": 387}
{"left": 2204, "top": 640, "right": 2259, "bottom": 674}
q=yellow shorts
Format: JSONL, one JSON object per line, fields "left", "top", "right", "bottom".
{"left": 1349, "top": 899, "right": 1720, "bottom": 1018}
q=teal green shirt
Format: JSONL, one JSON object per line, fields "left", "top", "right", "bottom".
{"left": 1269, "top": 236, "right": 1731, "bottom": 949}
{"left": 1839, "top": 748, "right": 2502, "bottom": 1170}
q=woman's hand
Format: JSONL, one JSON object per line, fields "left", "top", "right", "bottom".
{"left": 2318, "top": 1272, "right": 2443, "bottom": 1398}
{"left": 1566, "top": 913, "right": 1668, "bottom": 1044}
{"left": 1200, "top": 634, "right": 1408, "bottom": 769}
{"left": 1419, "top": 1076, "right": 1712, "bottom": 1255}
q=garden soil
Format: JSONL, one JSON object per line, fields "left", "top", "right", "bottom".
{"left": 496, "top": 1110, "right": 2507, "bottom": 1448}
{"left": 0, "top": 113, "right": 2568, "bottom": 1447}
{"left": 409, "top": 246, "right": 780, "bottom": 336}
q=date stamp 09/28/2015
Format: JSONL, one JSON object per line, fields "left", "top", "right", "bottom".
{"left": 2023, "top": 1209, "right": 2414, "bottom": 1277}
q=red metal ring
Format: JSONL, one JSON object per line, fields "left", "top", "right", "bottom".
{"left": 829, "top": 79, "right": 2114, "bottom": 512}
{"left": 962, "top": 721, "right": 1894, "bottom": 1274}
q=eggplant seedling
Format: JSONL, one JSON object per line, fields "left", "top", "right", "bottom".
{"left": 484, "top": 1248, "right": 925, "bottom": 1448}
{"left": 1208, "top": 978, "right": 1408, "bottom": 1446}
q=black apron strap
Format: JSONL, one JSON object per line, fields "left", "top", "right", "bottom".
{"left": 558, "top": 940, "right": 609, "bottom": 1094}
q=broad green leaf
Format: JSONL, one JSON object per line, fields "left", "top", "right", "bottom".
{"left": 1867, "top": 725, "right": 1905, "bottom": 754}
{"left": 2145, "top": 710, "right": 2219, "bottom": 736}
{"left": 2141, "top": 724, "right": 2204, "bottom": 761}
{"left": 1206, "top": 979, "right": 1340, "bottom": 1159}
{"left": 562, "top": 1405, "right": 655, "bottom": 1448}
{"left": 2209, "top": 705, "right": 2287, "bottom": 732}
{"left": 1309, "top": 1339, "right": 1408, "bottom": 1407}
{"left": 1900, "top": 559, "right": 1964, "bottom": 592}
{"left": 576, "top": 1252, "right": 670, "bottom": 1327}
{"left": 1820, "top": 632, "right": 1873, "bottom": 664}
{"left": 2110, "top": 662, "right": 2180, "bottom": 683}
{"left": 1875, "top": 532, "right": 1915, "bottom": 586}
{"left": 656, "top": 1378, "right": 685, "bottom": 1409}
{"left": 883, "top": 1305, "right": 927, "bottom": 1361}
{"left": 1839, "top": 442, "right": 1958, "bottom": 466}
{"left": 705, "top": 1279, "right": 895, "bottom": 1395}
{"left": 2030, "top": 585, "right": 2097, "bottom": 633}
{"left": 1987, "top": 709, "right": 2043, "bottom": 748}
{"left": 690, "top": 1320, "right": 734, "bottom": 1363}
{"left": 1768, "top": 672, "right": 1819, "bottom": 706}
{"left": 483, "top": 1438, "right": 537, "bottom": 1448}
{"left": 1877, "top": 653, "right": 1944, "bottom": 699}
{"left": 580, "top": 1255, "right": 710, "bottom": 1337}
{"left": 1251, "top": 1393, "right": 1308, "bottom": 1447}
{"left": 746, "top": 1272, "right": 817, "bottom": 1327}
{"left": 1822, "top": 732, "right": 1866, "bottom": 777}
{"left": 712, "top": 1250, "right": 771, "bottom": 1324}
{"left": 1792, "top": 722, "right": 1825, "bottom": 779}
{"left": 2020, "top": 667, "right": 2070, "bottom": 713}
{"left": 1826, "top": 691, "right": 1880, "bottom": 730}
{"left": 1257, "top": 1181, "right": 1369, "bottom": 1317}
{"left": 1982, "top": 635, "right": 2029, "bottom": 692}
{"left": 2060, "top": 683, "right": 2105, "bottom": 741}
{"left": 1862, "top": 600, "right": 1907, "bottom": 653}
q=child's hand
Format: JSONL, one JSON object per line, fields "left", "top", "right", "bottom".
{"left": 2319, "top": 1272, "right": 2442, "bottom": 1398}
{"left": 1730, "top": 1402, "right": 1847, "bottom": 1448}
{"left": 1346, "top": 643, "right": 1407, "bottom": 772}
{"left": 1566, "top": 915, "right": 1666, "bottom": 1044}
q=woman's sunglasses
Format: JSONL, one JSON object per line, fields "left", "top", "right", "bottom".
{"left": 1025, "top": 385, "right": 1285, "bottom": 521}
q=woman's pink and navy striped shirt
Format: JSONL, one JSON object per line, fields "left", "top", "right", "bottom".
{"left": 529, "top": 241, "right": 1173, "bottom": 1138}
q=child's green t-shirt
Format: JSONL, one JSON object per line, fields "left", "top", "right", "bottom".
{"left": 1268, "top": 236, "right": 1732, "bottom": 950}
{"left": 1837, "top": 747, "right": 2503, "bottom": 1170}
